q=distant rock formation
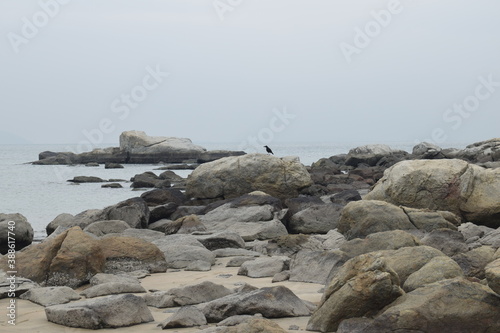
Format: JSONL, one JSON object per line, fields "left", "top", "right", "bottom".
{"left": 33, "top": 131, "right": 245, "bottom": 165}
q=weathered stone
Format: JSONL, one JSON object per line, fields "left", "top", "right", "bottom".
{"left": 226, "top": 257, "right": 257, "bottom": 267}
{"left": 186, "top": 154, "right": 312, "bottom": 200}
{"left": 195, "top": 232, "right": 245, "bottom": 250}
{"left": 83, "top": 220, "right": 130, "bottom": 237}
{"left": 453, "top": 246, "right": 496, "bottom": 279}
{"left": 366, "top": 159, "right": 500, "bottom": 227}
{"left": 0, "top": 213, "right": 34, "bottom": 254}
{"left": 45, "top": 294, "right": 154, "bottom": 329}
{"left": 403, "top": 256, "right": 464, "bottom": 292}
{"left": 272, "top": 270, "right": 291, "bottom": 283}
{"left": 149, "top": 203, "right": 178, "bottom": 223}
{"left": 202, "top": 286, "right": 311, "bottom": 322}
{"left": 359, "top": 278, "right": 500, "bottom": 333}
{"left": 321, "top": 230, "right": 347, "bottom": 250}
{"left": 402, "top": 207, "right": 461, "bottom": 231}
{"left": 289, "top": 249, "right": 349, "bottom": 284}
{"left": 238, "top": 256, "right": 289, "bottom": 278}
{"left": 485, "top": 258, "right": 500, "bottom": 294}
{"left": 307, "top": 253, "right": 403, "bottom": 332}
{"left": 140, "top": 188, "right": 186, "bottom": 206}
{"left": 160, "top": 306, "right": 207, "bottom": 328}
{"left": 101, "top": 197, "right": 150, "bottom": 229}
{"left": 144, "top": 281, "right": 233, "bottom": 308}
{"left": 345, "top": 144, "right": 407, "bottom": 167}
{"left": 20, "top": 286, "right": 81, "bottom": 306}
{"left": 289, "top": 204, "right": 343, "bottom": 234}
{"left": 0, "top": 275, "right": 39, "bottom": 298}
{"left": 101, "top": 183, "right": 123, "bottom": 188}
{"left": 68, "top": 176, "right": 107, "bottom": 183}
{"left": 217, "top": 317, "right": 288, "bottom": 333}
{"left": 81, "top": 282, "right": 146, "bottom": 298}
{"left": 152, "top": 235, "right": 215, "bottom": 269}
{"left": 264, "top": 234, "right": 324, "bottom": 257}
{"left": 420, "top": 228, "right": 468, "bottom": 256}
{"left": 337, "top": 200, "right": 416, "bottom": 239}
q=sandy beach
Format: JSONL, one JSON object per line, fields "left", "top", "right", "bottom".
{"left": 0, "top": 257, "right": 323, "bottom": 333}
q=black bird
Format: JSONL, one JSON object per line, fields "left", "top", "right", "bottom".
{"left": 264, "top": 145, "right": 274, "bottom": 155}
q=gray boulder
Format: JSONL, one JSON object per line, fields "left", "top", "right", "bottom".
{"left": 0, "top": 275, "right": 38, "bottom": 298}
{"left": 485, "top": 258, "right": 500, "bottom": 294}
{"left": 101, "top": 197, "right": 150, "bottom": 229}
{"left": 195, "top": 232, "right": 245, "bottom": 250}
{"left": 45, "top": 294, "right": 154, "bottom": 329}
{"left": 452, "top": 245, "right": 496, "bottom": 279}
{"left": 202, "top": 286, "right": 311, "bottom": 322}
{"left": 186, "top": 154, "right": 312, "bottom": 200}
{"left": 288, "top": 204, "right": 343, "bottom": 234}
{"left": 420, "top": 228, "right": 468, "bottom": 256}
{"left": 89, "top": 273, "right": 140, "bottom": 285}
{"left": 160, "top": 306, "right": 207, "bottom": 329}
{"left": 0, "top": 213, "right": 34, "bottom": 254}
{"left": 80, "top": 282, "right": 146, "bottom": 298}
{"left": 68, "top": 176, "right": 107, "bottom": 183}
{"left": 20, "top": 286, "right": 81, "bottom": 306}
{"left": 345, "top": 144, "right": 407, "bottom": 167}
{"left": 144, "top": 281, "right": 233, "bottom": 308}
{"left": 403, "top": 256, "right": 464, "bottom": 292}
{"left": 83, "top": 220, "right": 130, "bottom": 237}
{"left": 238, "top": 256, "right": 290, "bottom": 278}
{"left": 289, "top": 249, "right": 349, "bottom": 284}
{"left": 152, "top": 235, "right": 215, "bottom": 269}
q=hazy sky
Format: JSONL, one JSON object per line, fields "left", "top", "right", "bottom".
{"left": 1, "top": 0, "right": 499, "bottom": 148}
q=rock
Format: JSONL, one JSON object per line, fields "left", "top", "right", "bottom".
{"left": 272, "top": 270, "right": 291, "bottom": 283}
{"left": 238, "top": 256, "right": 290, "bottom": 278}
{"left": 0, "top": 227, "right": 105, "bottom": 287}
{"left": 144, "top": 281, "right": 233, "bottom": 308}
{"left": 365, "top": 159, "right": 500, "bottom": 228}
{"left": 289, "top": 249, "right": 349, "bottom": 284}
{"left": 152, "top": 235, "right": 215, "bottom": 269}
{"left": 149, "top": 203, "right": 178, "bottom": 223}
{"left": 45, "top": 294, "right": 154, "bottom": 329}
{"left": 109, "top": 228, "right": 165, "bottom": 243}
{"left": 307, "top": 253, "right": 403, "bottom": 332}
{"left": 459, "top": 222, "right": 494, "bottom": 243}
{"left": 130, "top": 172, "right": 165, "bottom": 188}
{"left": 202, "top": 286, "right": 311, "bottom": 322}
{"left": 83, "top": 220, "right": 131, "bottom": 237}
{"left": 226, "top": 257, "right": 257, "bottom": 267}
{"left": 345, "top": 144, "right": 407, "bottom": 167}
{"left": 321, "top": 230, "right": 347, "bottom": 250}
{"left": 140, "top": 188, "right": 186, "bottom": 206}
{"left": 0, "top": 275, "right": 39, "bottom": 298}
{"left": 160, "top": 306, "right": 207, "bottom": 328}
{"left": 337, "top": 200, "right": 416, "bottom": 239}
{"left": 186, "top": 154, "right": 312, "bottom": 200}
{"left": 282, "top": 196, "right": 324, "bottom": 228}
{"left": 217, "top": 314, "right": 254, "bottom": 327}
{"left": 80, "top": 282, "right": 146, "bottom": 298}
{"left": 185, "top": 260, "right": 212, "bottom": 271}
{"left": 485, "top": 258, "right": 500, "bottom": 294}
{"left": 105, "top": 162, "right": 124, "bottom": 169}
{"left": 264, "top": 234, "right": 324, "bottom": 257}
{"left": 99, "top": 236, "right": 167, "bottom": 274}
{"left": 458, "top": 138, "right": 500, "bottom": 163}
{"left": 403, "top": 256, "right": 464, "bottom": 292}
{"left": 339, "top": 230, "right": 420, "bottom": 259}
{"left": 412, "top": 141, "right": 443, "bottom": 158}
{"left": 218, "top": 317, "right": 288, "bottom": 333}
{"left": 170, "top": 205, "right": 206, "bottom": 221}
{"left": 358, "top": 278, "right": 500, "bottom": 333}
{"left": 452, "top": 245, "right": 496, "bottom": 279}
{"left": 89, "top": 273, "right": 140, "bottom": 285}
{"left": 401, "top": 207, "right": 461, "bottom": 231}
{"left": 86, "top": 162, "right": 99, "bottom": 167}
{"left": 288, "top": 204, "right": 343, "bottom": 234}
{"left": 479, "top": 228, "right": 500, "bottom": 248}
{"left": 19, "top": 286, "right": 81, "bottom": 306}
{"left": 68, "top": 176, "right": 107, "bottom": 183}
{"left": 148, "top": 218, "right": 174, "bottom": 233}
{"left": 101, "top": 197, "right": 150, "bottom": 229}
{"left": 328, "top": 189, "right": 362, "bottom": 205}
{"left": 101, "top": 183, "right": 123, "bottom": 188}
{"left": 0, "top": 213, "right": 34, "bottom": 254}
{"left": 46, "top": 210, "right": 103, "bottom": 236}
{"left": 420, "top": 228, "right": 468, "bottom": 256}
{"left": 195, "top": 232, "right": 245, "bottom": 250}
{"left": 215, "top": 248, "right": 261, "bottom": 258}
{"left": 170, "top": 215, "right": 207, "bottom": 235}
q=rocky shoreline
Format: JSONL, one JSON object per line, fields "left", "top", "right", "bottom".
{"left": 2, "top": 136, "right": 500, "bottom": 332}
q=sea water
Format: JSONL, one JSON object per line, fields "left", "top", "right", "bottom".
{"left": 0, "top": 141, "right": 425, "bottom": 239}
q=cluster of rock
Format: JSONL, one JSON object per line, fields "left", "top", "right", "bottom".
{"left": 33, "top": 131, "right": 245, "bottom": 165}
{"left": 2, "top": 137, "right": 500, "bottom": 331}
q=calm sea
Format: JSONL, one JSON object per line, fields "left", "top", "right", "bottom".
{"left": 0, "top": 141, "right": 426, "bottom": 239}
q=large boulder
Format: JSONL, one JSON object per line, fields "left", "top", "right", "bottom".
{"left": 186, "top": 154, "right": 312, "bottom": 200}
{"left": 355, "top": 278, "right": 500, "bottom": 333}
{"left": 238, "top": 256, "right": 289, "bottom": 278}
{"left": 403, "top": 256, "right": 464, "bottom": 292}
{"left": 152, "top": 235, "right": 215, "bottom": 269}
{"left": 485, "top": 258, "right": 500, "bottom": 294}
{"left": 307, "top": 253, "right": 403, "bottom": 332}
{"left": 20, "top": 286, "right": 81, "bottom": 306}
{"left": 289, "top": 249, "right": 349, "bottom": 284}
{"left": 101, "top": 197, "right": 150, "bottom": 229}
{"left": 0, "top": 213, "right": 34, "bottom": 254}
{"left": 458, "top": 138, "right": 500, "bottom": 163}
{"left": 365, "top": 159, "right": 500, "bottom": 227}
{"left": 202, "top": 286, "right": 311, "bottom": 323}
{"left": 345, "top": 144, "right": 408, "bottom": 167}
{"left": 159, "top": 306, "right": 207, "bottom": 329}
{"left": 45, "top": 294, "right": 154, "bottom": 329}
{"left": 288, "top": 204, "right": 343, "bottom": 234}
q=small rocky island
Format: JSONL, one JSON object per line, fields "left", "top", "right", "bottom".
{"left": 33, "top": 131, "right": 246, "bottom": 165}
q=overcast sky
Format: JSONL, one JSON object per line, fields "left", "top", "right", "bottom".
{"left": 1, "top": 0, "right": 499, "bottom": 148}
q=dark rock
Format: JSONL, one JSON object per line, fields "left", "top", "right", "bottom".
{"left": 101, "top": 197, "right": 150, "bottom": 229}
{"left": 149, "top": 202, "right": 178, "bottom": 223}
{"left": 452, "top": 246, "right": 496, "bottom": 279}
{"left": 160, "top": 306, "right": 207, "bottom": 329}
{"left": 289, "top": 249, "right": 349, "bottom": 284}
{"left": 420, "top": 228, "right": 469, "bottom": 256}
{"left": 104, "top": 162, "right": 124, "bottom": 169}
{"left": 85, "top": 162, "right": 99, "bottom": 167}
{"left": 0, "top": 213, "right": 34, "bottom": 254}
{"left": 140, "top": 188, "right": 186, "bottom": 206}
{"left": 288, "top": 203, "right": 343, "bottom": 234}
{"left": 101, "top": 183, "right": 123, "bottom": 188}
{"left": 83, "top": 220, "right": 130, "bottom": 236}
{"left": 68, "top": 176, "right": 107, "bottom": 183}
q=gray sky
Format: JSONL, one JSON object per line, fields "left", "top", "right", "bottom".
{"left": 1, "top": 0, "right": 499, "bottom": 148}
